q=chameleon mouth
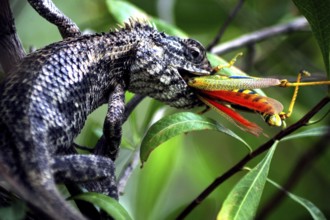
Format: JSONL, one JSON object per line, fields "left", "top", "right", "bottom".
{"left": 178, "top": 68, "right": 210, "bottom": 83}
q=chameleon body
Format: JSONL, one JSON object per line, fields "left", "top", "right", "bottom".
{"left": 0, "top": 13, "right": 211, "bottom": 220}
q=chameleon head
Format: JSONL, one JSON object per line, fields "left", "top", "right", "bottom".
{"left": 128, "top": 30, "right": 212, "bottom": 108}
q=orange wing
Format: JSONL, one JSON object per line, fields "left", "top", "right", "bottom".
{"left": 200, "top": 90, "right": 283, "bottom": 114}
{"left": 199, "top": 96, "right": 263, "bottom": 136}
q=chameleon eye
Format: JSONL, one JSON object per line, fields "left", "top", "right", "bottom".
{"left": 182, "top": 38, "right": 206, "bottom": 64}
{"left": 191, "top": 48, "right": 201, "bottom": 59}
{"left": 184, "top": 46, "right": 203, "bottom": 64}
{"left": 189, "top": 47, "right": 204, "bottom": 63}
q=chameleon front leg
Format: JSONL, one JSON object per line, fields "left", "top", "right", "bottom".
{"left": 94, "top": 84, "right": 126, "bottom": 161}
{"left": 74, "top": 94, "right": 145, "bottom": 155}
{"left": 27, "top": 0, "right": 80, "bottom": 38}
{"left": 52, "top": 146, "right": 118, "bottom": 219}
{"left": 52, "top": 155, "right": 118, "bottom": 199}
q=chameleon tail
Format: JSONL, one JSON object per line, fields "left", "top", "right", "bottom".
{"left": 0, "top": 126, "right": 86, "bottom": 220}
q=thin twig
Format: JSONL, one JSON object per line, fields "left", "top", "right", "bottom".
{"left": 124, "top": 94, "right": 146, "bottom": 122}
{"left": 176, "top": 96, "right": 330, "bottom": 219}
{"left": 211, "top": 17, "right": 309, "bottom": 55}
{"left": 242, "top": 44, "right": 256, "bottom": 72}
{"left": 116, "top": 95, "right": 146, "bottom": 194}
{"left": 206, "top": 0, "right": 245, "bottom": 51}
{"left": 117, "top": 149, "right": 140, "bottom": 195}
{"left": 256, "top": 131, "right": 330, "bottom": 219}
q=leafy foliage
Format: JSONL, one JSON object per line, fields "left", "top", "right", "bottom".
{"left": 11, "top": 0, "right": 330, "bottom": 220}
{"left": 293, "top": 0, "right": 330, "bottom": 76}
{"left": 217, "top": 142, "right": 278, "bottom": 220}
{"left": 282, "top": 126, "right": 330, "bottom": 141}
{"left": 140, "top": 112, "right": 250, "bottom": 165}
{"left": 0, "top": 200, "right": 26, "bottom": 220}
{"left": 71, "top": 192, "right": 132, "bottom": 220}
{"left": 266, "top": 178, "right": 326, "bottom": 220}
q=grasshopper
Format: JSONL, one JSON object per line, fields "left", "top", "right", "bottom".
{"left": 188, "top": 53, "right": 330, "bottom": 136}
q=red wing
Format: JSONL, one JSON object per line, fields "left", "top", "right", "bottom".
{"left": 201, "top": 90, "right": 283, "bottom": 114}
{"left": 199, "top": 96, "right": 263, "bottom": 136}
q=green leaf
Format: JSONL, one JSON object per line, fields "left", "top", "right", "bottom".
{"left": 281, "top": 126, "right": 330, "bottom": 141}
{"left": 140, "top": 112, "right": 250, "bottom": 165}
{"left": 293, "top": 0, "right": 330, "bottom": 75}
{"left": 140, "top": 99, "right": 164, "bottom": 133}
{"left": 0, "top": 200, "right": 26, "bottom": 220}
{"left": 217, "top": 141, "right": 278, "bottom": 220}
{"left": 106, "top": 0, "right": 148, "bottom": 23}
{"left": 267, "top": 178, "right": 326, "bottom": 220}
{"left": 134, "top": 136, "right": 183, "bottom": 219}
{"left": 71, "top": 192, "right": 132, "bottom": 220}
{"left": 150, "top": 18, "right": 187, "bottom": 38}
{"left": 106, "top": 0, "right": 187, "bottom": 37}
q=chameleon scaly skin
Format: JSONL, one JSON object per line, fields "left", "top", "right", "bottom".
{"left": 0, "top": 17, "right": 212, "bottom": 220}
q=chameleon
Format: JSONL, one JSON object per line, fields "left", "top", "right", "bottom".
{"left": 0, "top": 0, "right": 212, "bottom": 219}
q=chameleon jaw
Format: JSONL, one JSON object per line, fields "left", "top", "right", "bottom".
{"left": 178, "top": 68, "right": 211, "bottom": 83}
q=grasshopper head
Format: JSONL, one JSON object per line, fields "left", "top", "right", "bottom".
{"left": 264, "top": 114, "right": 283, "bottom": 127}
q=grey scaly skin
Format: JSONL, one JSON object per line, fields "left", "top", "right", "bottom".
{"left": 0, "top": 8, "right": 212, "bottom": 220}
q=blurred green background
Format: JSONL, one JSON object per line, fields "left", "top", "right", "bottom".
{"left": 10, "top": 0, "right": 329, "bottom": 219}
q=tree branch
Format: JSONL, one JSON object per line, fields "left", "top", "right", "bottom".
{"left": 124, "top": 94, "right": 146, "bottom": 122}
{"left": 211, "top": 17, "right": 309, "bottom": 55}
{"left": 176, "top": 96, "right": 330, "bottom": 219}
{"left": 0, "top": 0, "right": 25, "bottom": 73}
{"left": 115, "top": 95, "right": 146, "bottom": 194}
{"left": 206, "top": 0, "right": 245, "bottom": 51}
